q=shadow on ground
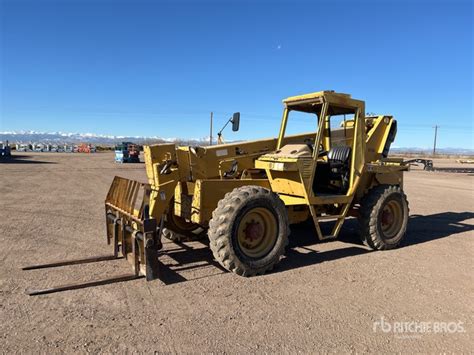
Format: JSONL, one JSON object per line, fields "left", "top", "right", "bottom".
{"left": 0, "top": 154, "right": 56, "bottom": 164}
{"left": 26, "top": 211, "right": 473, "bottom": 294}
{"left": 277, "top": 211, "right": 474, "bottom": 273}
{"left": 158, "top": 211, "right": 474, "bottom": 283}
{"left": 157, "top": 241, "right": 227, "bottom": 285}
{"left": 432, "top": 168, "right": 474, "bottom": 173}
{"left": 404, "top": 211, "right": 474, "bottom": 246}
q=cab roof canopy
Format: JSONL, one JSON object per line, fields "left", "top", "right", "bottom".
{"left": 283, "top": 90, "right": 364, "bottom": 115}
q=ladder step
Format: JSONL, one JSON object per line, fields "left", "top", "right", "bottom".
{"left": 319, "top": 235, "right": 337, "bottom": 240}
{"left": 314, "top": 215, "right": 343, "bottom": 221}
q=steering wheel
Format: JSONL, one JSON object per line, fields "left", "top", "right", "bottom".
{"left": 304, "top": 139, "right": 328, "bottom": 157}
{"left": 304, "top": 138, "right": 314, "bottom": 153}
{"left": 318, "top": 144, "right": 328, "bottom": 157}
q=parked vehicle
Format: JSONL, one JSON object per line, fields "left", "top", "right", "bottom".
{"left": 114, "top": 142, "right": 140, "bottom": 163}
{"left": 26, "top": 91, "right": 411, "bottom": 295}
{"left": 16, "top": 144, "right": 31, "bottom": 152}
{"left": 0, "top": 141, "right": 11, "bottom": 157}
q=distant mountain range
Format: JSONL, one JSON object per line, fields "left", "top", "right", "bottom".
{"left": 1, "top": 130, "right": 472, "bottom": 155}
{"left": 390, "top": 147, "right": 474, "bottom": 156}
{"left": 0, "top": 130, "right": 209, "bottom": 146}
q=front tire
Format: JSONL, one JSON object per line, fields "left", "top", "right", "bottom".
{"left": 358, "top": 185, "right": 409, "bottom": 250}
{"left": 208, "top": 186, "right": 289, "bottom": 276}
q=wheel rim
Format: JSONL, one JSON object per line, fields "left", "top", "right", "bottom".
{"left": 170, "top": 211, "right": 197, "bottom": 231}
{"left": 237, "top": 207, "right": 278, "bottom": 258}
{"left": 380, "top": 199, "right": 403, "bottom": 239}
{"left": 168, "top": 199, "right": 198, "bottom": 232}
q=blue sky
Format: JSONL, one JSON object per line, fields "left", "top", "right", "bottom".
{"left": 1, "top": 0, "right": 472, "bottom": 148}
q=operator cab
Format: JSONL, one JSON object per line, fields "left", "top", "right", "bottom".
{"left": 285, "top": 92, "right": 361, "bottom": 195}
{"left": 255, "top": 90, "right": 365, "bottom": 199}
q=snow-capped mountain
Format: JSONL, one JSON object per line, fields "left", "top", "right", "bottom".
{"left": 0, "top": 131, "right": 472, "bottom": 155}
{"left": 0, "top": 130, "right": 210, "bottom": 146}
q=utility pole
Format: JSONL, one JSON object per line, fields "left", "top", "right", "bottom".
{"left": 432, "top": 125, "right": 440, "bottom": 156}
{"left": 209, "top": 112, "right": 213, "bottom": 146}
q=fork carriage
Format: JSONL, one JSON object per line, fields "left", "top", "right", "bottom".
{"left": 104, "top": 176, "right": 161, "bottom": 280}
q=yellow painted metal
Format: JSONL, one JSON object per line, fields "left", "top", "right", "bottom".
{"left": 143, "top": 144, "right": 180, "bottom": 219}
{"left": 265, "top": 170, "right": 307, "bottom": 197}
{"left": 108, "top": 90, "right": 406, "bottom": 243}
{"left": 167, "top": 132, "right": 317, "bottom": 181}
{"left": 286, "top": 206, "right": 310, "bottom": 224}
{"left": 105, "top": 176, "right": 149, "bottom": 221}
{"left": 144, "top": 144, "right": 177, "bottom": 185}
{"left": 255, "top": 158, "right": 299, "bottom": 172}
{"left": 257, "top": 91, "right": 391, "bottom": 240}
{"left": 278, "top": 194, "right": 308, "bottom": 206}
{"left": 236, "top": 207, "right": 278, "bottom": 258}
{"left": 98, "top": 90, "right": 412, "bottom": 283}
{"left": 283, "top": 90, "right": 351, "bottom": 105}
{"left": 174, "top": 182, "right": 194, "bottom": 220}
{"left": 276, "top": 108, "right": 289, "bottom": 150}
{"left": 366, "top": 161, "right": 408, "bottom": 173}
{"left": 348, "top": 106, "right": 366, "bottom": 195}
{"left": 365, "top": 115, "right": 394, "bottom": 162}
{"left": 190, "top": 179, "right": 271, "bottom": 225}
{"left": 306, "top": 102, "right": 329, "bottom": 196}
{"left": 322, "top": 115, "right": 331, "bottom": 153}
{"left": 375, "top": 171, "right": 403, "bottom": 187}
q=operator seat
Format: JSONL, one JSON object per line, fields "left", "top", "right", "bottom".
{"left": 327, "top": 145, "right": 352, "bottom": 192}
{"left": 327, "top": 146, "right": 351, "bottom": 167}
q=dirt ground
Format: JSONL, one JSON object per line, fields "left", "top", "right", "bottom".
{"left": 1, "top": 152, "right": 473, "bottom": 353}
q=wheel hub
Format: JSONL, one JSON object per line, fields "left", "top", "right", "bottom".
{"left": 380, "top": 199, "right": 403, "bottom": 239}
{"left": 237, "top": 207, "right": 278, "bottom": 258}
{"left": 243, "top": 220, "right": 263, "bottom": 242}
{"left": 381, "top": 209, "right": 394, "bottom": 226}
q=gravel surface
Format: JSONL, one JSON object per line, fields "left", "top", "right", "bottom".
{"left": 1, "top": 152, "right": 472, "bottom": 353}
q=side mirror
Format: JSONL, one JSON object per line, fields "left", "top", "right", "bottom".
{"left": 231, "top": 112, "right": 240, "bottom": 132}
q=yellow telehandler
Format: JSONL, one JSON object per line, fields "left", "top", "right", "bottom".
{"left": 25, "top": 91, "right": 409, "bottom": 294}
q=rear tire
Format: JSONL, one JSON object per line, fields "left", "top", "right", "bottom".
{"left": 358, "top": 185, "right": 409, "bottom": 250}
{"left": 208, "top": 186, "right": 289, "bottom": 277}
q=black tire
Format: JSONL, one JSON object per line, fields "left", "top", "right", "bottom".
{"left": 208, "top": 186, "right": 289, "bottom": 277}
{"left": 162, "top": 202, "right": 205, "bottom": 242}
{"left": 358, "top": 185, "right": 409, "bottom": 250}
